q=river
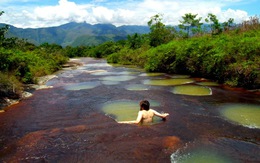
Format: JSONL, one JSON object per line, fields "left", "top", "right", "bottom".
{"left": 0, "top": 58, "right": 259, "bottom": 162}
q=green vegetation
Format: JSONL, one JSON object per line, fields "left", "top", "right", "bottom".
{"left": 0, "top": 43, "right": 68, "bottom": 98}
{"left": 106, "top": 14, "right": 260, "bottom": 89}
{"left": 148, "top": 14, "right": 176, "bottom": 46}
{"left": 179, "top": 13, "right": 203, "bottom": 37}
{"left": 0, "top": 11, "right": 68, "bottom": 101}
{"left": 1, "top": 11, "right": 259, "bottom": 103}
{"left": 143, "top": 32, "right": 260, "bottom": 88}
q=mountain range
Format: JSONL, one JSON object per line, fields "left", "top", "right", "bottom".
{"left": 2, "top": 22, "right": 150, "bottom": 47}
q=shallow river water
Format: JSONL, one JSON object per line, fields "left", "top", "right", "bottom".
{"left": 0, "top": 58, "right": 259, "bottom": 162}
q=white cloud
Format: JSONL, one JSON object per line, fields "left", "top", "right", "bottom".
{"left": 34, "top": 0, "right": 89, "bottom": 22}
{"left": 0, "top": 0, "right": 251, "bottom": 28}
{"left": 92, "top": 6, "right": 114, "bottom": 23}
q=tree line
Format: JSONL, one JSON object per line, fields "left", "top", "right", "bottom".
{"left": 103, "top": 13, "right": 260, "bottom": 90}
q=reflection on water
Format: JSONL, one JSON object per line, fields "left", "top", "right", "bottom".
{"left": 91, "top": 70, "right": 112, "bottom": 76}
{"left": 171, "top": 148, "right": 233, "bottom": 163}
{"left": 117, "top": 71, "right": 140, "bottom": 75}
{"left": 101, "top": 100, "right": 162, "bottom": 124}
{"left": 101, "top": 80, "right": 120, "bottom": 85}
{"left": 172, "top": 85, "right": 212, "bottom": 96}
{"left": 84, "top": 63, "right": 112, "bottom": 68}
{"left": 92, "top": 71, "right": 138, "bottom": 76}
{"left": 143, "top": 78, "right": 194, "bottom": 86}
{"left": 125, "top": 84, "right": 150, "bottom": 91}
{"left": 64, "top": 81, "right": 100, "bottom": 90}
{"left": 220, "top": 104, "right": 260, "bottom": 129}
{"left": 100, "top": 75, "right": 136, "bottom": 81}
{"left": 140, "top": 72, "right": 165, "bottom": 77}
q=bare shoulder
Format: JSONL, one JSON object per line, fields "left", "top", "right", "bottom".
{"left": 150, "top": 109, "right": 159, "bottom": 113}
{"left": 138, "top": 110, "right": 143, "bottom": 115}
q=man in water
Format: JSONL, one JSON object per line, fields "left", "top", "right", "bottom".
{"left": 118, "top": 100, "right": 169, "bottom": 124}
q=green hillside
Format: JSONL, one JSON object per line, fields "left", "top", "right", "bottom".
{"left": 2, "top": 22, "right": 150, "bottom": 47}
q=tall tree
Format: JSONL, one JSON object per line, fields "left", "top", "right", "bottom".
{"left": 205, "top": 13, "right": 222, "bottom": 35}
{"left": 148, "top": 14, "right": 175, "bottom": 47}
{"left": 223, "top": 18, "right": 235, "bottom": 31}
{"left": 0, "top": 11, "right": 9, "bottom": 46}
{"left": 127, "top": 33, "right": 143, "bottom": 49}
{"left": 179, "top": 13, "right": 202, "bottom": 37}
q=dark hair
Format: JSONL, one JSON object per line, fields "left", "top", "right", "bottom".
{"left": 139, "top": 100, "right": 150, "bottom": 111}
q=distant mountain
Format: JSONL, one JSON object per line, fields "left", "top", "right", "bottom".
{"left": 2, "top": 22, "right": 150, "bottom": 46}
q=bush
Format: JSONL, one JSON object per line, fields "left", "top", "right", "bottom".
{"left": 0, "top": 47, "right": 68, "bottom": 84}
{"left": 107, "top": 45, "right": 150, "bottom": 66}
{"left": 110, "top": 28, "right": 260, "bottom": 89}
{"left": 0, "top": 72, "right": 22, "bottom": 99}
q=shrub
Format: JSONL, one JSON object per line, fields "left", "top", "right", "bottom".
{"left": 0, "top": 72, "right": 22, "bottom": 99}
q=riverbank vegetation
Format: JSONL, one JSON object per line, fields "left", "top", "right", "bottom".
{"left": 106, "top": 14, "right": 260, "bottom": 89}
{"left": 0, "top": 11, "right": 68, "bottom": 104}
{"left": 67, "top": 14, "right": 259, "bottom": 90}
{"left": 1, "top": 11, "right": 260, "bottom": 106}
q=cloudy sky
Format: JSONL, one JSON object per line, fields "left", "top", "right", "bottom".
{"left": 0, "top": 0, "right": 259, "bottom": 28}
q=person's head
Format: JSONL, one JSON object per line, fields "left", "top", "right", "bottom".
{"left": 139, "top": 100, "right": 150, "bottom": 111}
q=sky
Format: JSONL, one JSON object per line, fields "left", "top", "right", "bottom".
{"left": 0, "top": 0, "right": 259, "bottom": 28}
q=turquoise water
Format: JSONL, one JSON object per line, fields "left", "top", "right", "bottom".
{"left": 172, "top": 85, "right": 212, "bottom": 96}
{"left": 220, "top": 103, "right": 260, "bottom": 129}
{"left": 171, "top": 149, "right": 233, "bottom": 163}
{"left": 101, "top": 100, "right": 162, "bottom": 124}
{"left": 64, "top": 81, "right": 100, "bottom": 90}
{"left": 125, "top": 84, "right": 150, "bottom": 91}
{"left": 101, "top": 80, "right": 120, "bottom": 85}
{"left": 100, "top": 75, "right": 136, "bottom": 81}
{"left": 143, "top": 78, "right": 194, "bottom": 86}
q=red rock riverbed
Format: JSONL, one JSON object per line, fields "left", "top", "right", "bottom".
{"left": 0, "top": 58, "right": 259, "bottom": 162}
